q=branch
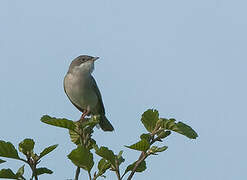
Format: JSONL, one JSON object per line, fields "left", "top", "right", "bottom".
{"left": 115, "top": 170, "right": 121, "bottom": 180}
{"left": 74, "top": 124, "right": 84, "bottom": 180}
{"left": 127, "top": 152, "right": 148, "bottom": 180}
{"left": 87, "top": 170, "right": 92, "bottom": 180}
{"left": 75, "top": 167, "right": 80, "bottom": 180}
{"left": 120, "top": 171, "right": 127, "bottom": 180}
{"left": 113, "top": 158, "right": 121, "bottom": 180}
{"left": 127, "top": 131, "right": 162, "bottom": 180}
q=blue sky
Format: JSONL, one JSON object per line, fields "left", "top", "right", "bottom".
{"left": 0, "top": 0, "right": 246, "bottom": 179}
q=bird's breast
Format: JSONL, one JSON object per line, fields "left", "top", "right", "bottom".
{"left": 64, "top": 73, "right": 98, "bottom": 111}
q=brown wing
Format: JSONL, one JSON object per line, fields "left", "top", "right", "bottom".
{"left": 91, "top": 76, "right": 105, "bottom": 115}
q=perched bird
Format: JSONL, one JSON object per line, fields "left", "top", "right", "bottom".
{"left": 64, "top": 55, "right": 114, "bottom": 131}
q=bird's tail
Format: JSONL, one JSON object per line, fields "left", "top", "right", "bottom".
{"left": 99, "top": 115, "right": 114, "bottom": 131}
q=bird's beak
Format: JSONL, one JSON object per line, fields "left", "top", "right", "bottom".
{"left": 92, "top": 57, "right": 99, "bottom": 61}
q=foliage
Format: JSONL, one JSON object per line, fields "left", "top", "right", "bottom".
{"left": 68, "top": 145, "right": 94, "bottom": 172}
{"left": 0, "top": 109, "right": 198, "bottom": 180}
{"left": 0, "top": 139, "right": 58, "bottom": 179}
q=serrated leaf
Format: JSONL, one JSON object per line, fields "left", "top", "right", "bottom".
{"left": 149, "top": 146, "right": 168, "bottom": 154}
{"left": 141, "top": 109, "right": 159, "bottom": 132}
{"left": 16, "top": 165, "right": 24, "bottom": 177}
{"left": 0, "top": 159, "right": 5, "bottom": 164}
{"left": 18, "top": 139, "right": 35, "bottom": 155}
{"left": 0, "top": 141, "right": 20, "bottom": 160}
{"left": 140, "top": 133, "right": 151, "bottom": 142}
{"left": 69, "top": 130, "right": 80, "bottom": 145}
{"left": 125, "top": 139, "right": 150, "bottom": 152}
{"left": 39, "top": 144, "right": 58, "bottom": 159}
{"left": 87, "top": 139, "right": 97, "bottom": 150}
{"left": 41, "top": 115, "right": 76, "bottom": 131}
{"left": 125, "top": 160, "right": 146, "bottom": 174}
{"left": 68, "top": 145, "right": 94, "bottom": 172}
{"left": 95, "top": 147, "right": 116, "bottom": 167}
{"left": 35, "top": 167, "right": 53, "bottom": 176}
{"left": 0, "top": 169, "right": 18, "bottom": 179}
{"left": 69, "top": 127, "right": 80, "bottom": 145}
{"left": 97, "top": 158, "right": 111, "bottom": 177}
{"left": 160, "top": 118, "right": 198, "bottom": 139}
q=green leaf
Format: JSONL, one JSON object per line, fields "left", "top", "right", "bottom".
{"left": 95, "top": 147, "right": 116, "bottom": 167}
{"left": 35, "top": 168, "right": 53, "bottom": 176}
{"left": 39, "top": 144, "right": 58, "bottom": 159}
{"left": 125, "top": 139, "right": 150, "bottom": 152}
{"left": 0, "top": 169, "right": 18, "bottom": 179}
{"left": 140, "top": 133, "right": 151, "bottom": 142}
{"left": 176, "top": 122, "right": 198, "bottom": 139}
{"left": 0, "top": 159, "right": 5, "bottom": 164}
{"left": 41, "top": 115, "right": 76, "bottom": 131}
{"left": 141, "top": 109, "right": 159, "bottom": 132}
{"left": 0, "top": 141, "right": 20, "bottom": 160}
{"left": 69, "top": 129, "right": 80, "bottom": 145}
{"left": 16, "top": 165, "right": 24, "bottom": 178}
{"left": 125, "top": 160, "right": 146, "bottom": 174}
{"left": 31, "top": 153, "right": 39, "bottom": 162}
{"left": 159, "top": 118, "right": 198, "bottom": 139}
{"left": 87, "top": 139, "right": 97, "bottom": 150}
{"left": 68, "top": 145, "right": 94, "bottom": 172}
{"left": 157, "top": 131, "right": 171, "bottom": 139}
{"left": 97, "top": 158, "right": 111, "bottom": 177}
{"left": 116, "top": 150, "right": 125, "bottom": 166}
{"left": 149, "top": 146, "right": 168, "bottom": 154}
{"left": 18, "top": 139, "right": 35, "bottom": 155}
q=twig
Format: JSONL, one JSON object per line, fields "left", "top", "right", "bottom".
{"left": 87, "top": 170, "right": 92, "bottom": 180}
{"left": 75, "top": 167, "right": 80, "bottom": 180}
{"left": 115, "top": 164, "right": 121, "bottom": 180}
{"left": 115, "top": 170, "right": 121, "bottom": 180}
{"left": 120, "top": 171, "right": 127, "bottom": 180}
{"left": 74, "top": 122, "right": 84, "bottom": 180}
{"left": 127, "top": 130, "right": 163, "bottom": 180}
{"left": 127, "top": 152, "right": 148, "bottom": 180}
{"left": 26, "top": 156, "right": 38, "bottom": 180}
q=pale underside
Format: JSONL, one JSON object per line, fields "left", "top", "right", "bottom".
{"left": 64, "top": 72, "right": 99, "bottom": 113}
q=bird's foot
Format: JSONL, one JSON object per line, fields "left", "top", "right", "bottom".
{"left": 79, "top": 110, "right": 90, "bottom": 122}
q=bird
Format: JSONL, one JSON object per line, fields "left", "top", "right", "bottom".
{"left": 63, "top": 55, "right": 114, "bottom": 131}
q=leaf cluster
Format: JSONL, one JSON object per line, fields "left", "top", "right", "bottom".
{"left": 0, "top": 139, "right": 57, "bottom": 179}
{"left": 38, "top": 109, "right": 198, "bottom": 180}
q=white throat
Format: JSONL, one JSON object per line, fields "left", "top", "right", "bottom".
{"left": 73, "top": 61, "right": 95, "bottom": 75}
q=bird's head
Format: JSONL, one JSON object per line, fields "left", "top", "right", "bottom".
{"left": 68, "top": 55, "right": 99, "bottom": 75}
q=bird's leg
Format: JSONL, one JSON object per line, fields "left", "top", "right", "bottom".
{"left": 80, "top": 109, "right": 90, "bottom": 122}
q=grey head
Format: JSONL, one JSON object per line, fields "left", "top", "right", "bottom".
{"left": 67, "top": 55, "right": 99, "bottom": 73}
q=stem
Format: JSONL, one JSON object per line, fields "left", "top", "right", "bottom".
{"left": 26, "top": 157, "right": 38, "bottom": 180}
{"left": 74, "top": 125, "right": 84, "bottom": 180}
{"left": 87, "top": 171, "right": 92, "bottom": 180}
{"left": 75, "top": 167, "right": 80, "bottom": 180}
{"left": 127, "top": 152, "right": 148, "bottom": 180}
{"left": 32, "top": 163, "right": 38, "bottom": 180}
{"left": 115, "top": 169, "right": 121, "bottom": 180}
{"left": 114, "top": 159, "right": 121, "bottom": 180}
{"left": 127, "top": 132, "right": 160, "bottom": 180}
{"left": 120, "top": 172, "right": 127, "bottom": 180}
{"left": 30, "top": 165, "right": 38, "bottom": 180}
